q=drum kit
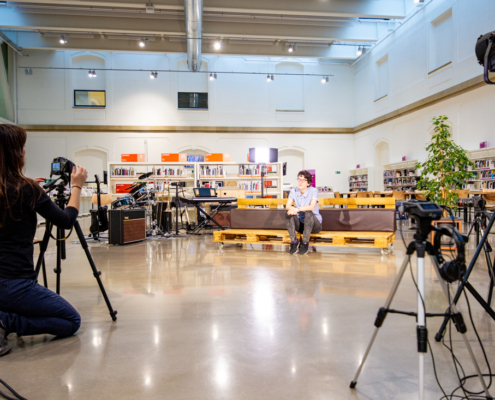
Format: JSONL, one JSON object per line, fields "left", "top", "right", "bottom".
{"left": 111, "top": 172, "right": 170, "bottom": 237}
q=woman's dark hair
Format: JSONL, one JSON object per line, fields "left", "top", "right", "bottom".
{"left": 297, "top": 170, "right": 313, "bottom": 185}
{"left": 0, "top": 124, "right": 41, "bottom": 224}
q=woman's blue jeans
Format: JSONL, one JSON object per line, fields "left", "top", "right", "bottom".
{"left": 0, "top": 278, "right": 80, "bottom": 337}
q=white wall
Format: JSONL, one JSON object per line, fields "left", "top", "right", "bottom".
{"left": 354, "top": 84, "right": 495, "bottom": 175}
{"left": 353, "top": 0, "right": 495, "bottom": 127}
{"left": 17, "top": 51, "right": 355, "bottom": 128}
{"left": 24, "top": 131, "right": 354, "bottom": 191}
{"left": 15, "top": 0, "right": 495, "bottom": 193}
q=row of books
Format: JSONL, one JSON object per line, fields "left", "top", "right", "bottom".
{"left": 239, "top": 182, "right": 262, "bottom": 191}
{"left": 111, "top": 167, "right": 136, "bottom": 177}
{"left": 480, "top": 170, "right": 495, "bottom": 179}
{"left": 482, "top": 181, "right": 495, "bottom": 189}
{"left": 349, "top": 175, "right": 368, "bottom": 182}
{"left": 384, "top": 177, "right": 418, "bottom": 186}
{"left": 473, "top": 159, "right": 495, "bottom": 169}
{"left": 200, "top": 165, "right": 225, "bottom": 177}
{"left": 383, "top": 169, "right": 416, "bottom": 177}
{"left": 239, "top": 165, "right": 262, "bottom": 176}
{"left": 350, "top": 183, "right": 367, "bottom": 189}
{"left": 152, "top": 167, "right": 186, "bottom": 176}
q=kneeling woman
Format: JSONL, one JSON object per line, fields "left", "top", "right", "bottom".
{"left": 285, "top": 170, "right": 322, "bottom": 255}
{"left": 0, "top": 125, "right": 87, "bottom": 356}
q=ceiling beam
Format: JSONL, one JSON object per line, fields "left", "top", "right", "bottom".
{"left": 14, "top": 31, "right": 359, "bottom": 60}
{"left": 0, "top": 7, "right": 378, "bottom": 42}
{"left": 6, "top": 0, "right": 406, "bottom": 19}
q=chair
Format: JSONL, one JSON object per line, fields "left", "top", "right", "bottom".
{"left": 414, "top": 191, "right": 427, "bottom": 201}
{"left": 392, "top": 191, "right": 406, "bottom": 201}
{"left": 334, "top": 192, "right": 341, "bottom": 199}
{"left": 451, "top": 190, "right": 469, "bottom": 218}
{"left": 482, "top": 190, "right": 495, "bottom": 212}
{"left": 393, "top": 191, "right": 407, "bottom": 220}
{"left": 357, "top": 191, "right": 369, "bottom": 198}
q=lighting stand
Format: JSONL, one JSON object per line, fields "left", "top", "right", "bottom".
{"left": 260, "top": 163, "right": 266, "bottom": 199}
{"left": 168, "top": 183, "right": 186, "bottom": 237}
{"left": 350, "top": 227, "right": 491, "bottom": 400}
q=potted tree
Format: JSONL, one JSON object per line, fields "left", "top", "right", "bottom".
{"left": 415, "top": 115, "right": 475, "bottom": 214}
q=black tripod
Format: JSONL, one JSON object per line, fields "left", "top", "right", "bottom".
{"left": 351, "top": 215, "right": 491, "bottom": 399}
{"left": 467, "top": 207, "right": 495, "bottom": 307}
{"left": 35, "top": 181, "right": 117, "bottom": 322}
{"left": 434, "top": 208, "right": 495, "bottom": 341}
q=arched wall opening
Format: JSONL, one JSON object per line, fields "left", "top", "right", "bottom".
{"left": 374, "top": 141, "right": 390, "bottom": 191}
{"left": 279, "top": 149, "right": 305, "bottom": 186}
{"left": 74, "top": 149, "right": 108, "bottom": 182}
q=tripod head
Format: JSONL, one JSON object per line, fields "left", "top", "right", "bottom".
{"left": 403, "top": 200, "right": 443, "bottom": 241}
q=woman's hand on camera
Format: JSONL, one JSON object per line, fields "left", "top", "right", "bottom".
{"left": 71, "top": 166, "right": 88, "bottom": 187}
{"left": 34, "top": 177, "right": 46, "bottom": 185}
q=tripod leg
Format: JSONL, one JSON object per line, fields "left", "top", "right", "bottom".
{"left": 350, "top": 256, "right": 411, "bottom": 388}
{"left": 73, "top": 221, "right": 117, "bottom": 321}
{"left": 430, "top": 256, "right": 492, "bottom": 399}
{"left": 42, "top": 258, "right": 48, "bottom": 288}
{"left": 35, "top": 223, "right": 52, "bottom": 279}
{"left": 55, "top": 227, "right": 63, "bottom": 295}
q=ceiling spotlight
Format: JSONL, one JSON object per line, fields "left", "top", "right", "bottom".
{"left": 88, "top": 70, "right": 96, "bottom": 78}
{"left": 209, "top": 73, "right": 214, "bottom": 81}
{"left": 267, "top": 74, "right": 271, "bottom": 82}
{"left": 214, "top": 73, "right": 217, "bottom": 80}
{"left": 59, "top": 34, "right": 68, "bottom": 44}
{"left": 362, "top": 47, "right": 367, "bottom": 55}
{"left": 213, "top": 41, "right": 223, "bottom": 50}
{"left": 271, "top": 75, "right": 274, "bottom": 81}
{"left": 145, "top": 38, "right": 149, "bottom": 46}
{"left": 139, "top": 38, "right": 145, "bottom": 47}
{"left": 357, "top": 46, "right": 363, "bottom": 56}
{"left": 150, "top": 71, "right": 157, "bottom": 79}
{"left": 288, "top": 44, "right": 294, "bottom": 53}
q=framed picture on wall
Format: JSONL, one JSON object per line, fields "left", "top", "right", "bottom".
{"left": 74, "top": 90, "right": 106, "bottom": 108}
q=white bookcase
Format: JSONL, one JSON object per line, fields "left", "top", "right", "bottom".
{"left": 108, "top": 162, "right": 196, "bottom": 198}
{"left": 466, "top": 147, "right": 495, "bottom": 191}
{"left": 196, "top": 161, "right": 283, "bottom": 198}
{"left": 382, "top": 160, "right": 418, "bottom": 191}
{"left": 107, "top": 161, "right": 283, "bottom": 198}
{"left": 348, "top": 167, "right": 374, "bottom": 192}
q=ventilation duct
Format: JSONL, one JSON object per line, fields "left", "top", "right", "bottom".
{"left": 184, "top": 0, "right": 203, "bottom": 71}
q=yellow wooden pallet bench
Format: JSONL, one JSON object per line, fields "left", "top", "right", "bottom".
{"left": 213, "top": 197, "right": 396, "bottom": 255}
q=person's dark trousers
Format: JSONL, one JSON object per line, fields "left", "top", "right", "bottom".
{"left": 285, "top": 211, "right": 322, "bottom": 243}
{"left": 0, "top": 278, "right": 80, "bottom": 337}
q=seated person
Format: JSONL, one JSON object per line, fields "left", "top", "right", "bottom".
{"left": 285, "top": 170, "right": 322, "bottom": 255}
{"left": 0, "top": 124, "right": 88, "bottom": 357}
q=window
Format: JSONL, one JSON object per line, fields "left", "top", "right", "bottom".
{"left": 74, "top": 90, "right": 106, "bottom": 108}
{"left": 429, "top": 9, "right": 453, "bottom": 73}
{"left": 375, "top": 55, "right": 389, "bottom": 101}
{"left": 178, "top": 92, "right": 208, "bottom": 110}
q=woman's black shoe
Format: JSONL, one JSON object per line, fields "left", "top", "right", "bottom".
{"left": 289, "top": 241, "right": 299, "bottom": 254}
{"left": 298, "top": 242, "right": 309, "bottom": 255}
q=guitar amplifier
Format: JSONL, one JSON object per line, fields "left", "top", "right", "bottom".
{"left": 108, "top": 208, "right": 146, "bottom": 245}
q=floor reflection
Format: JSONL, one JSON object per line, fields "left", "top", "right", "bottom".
{"left": 1, "top": 219, "right": 490, "bottom": 400}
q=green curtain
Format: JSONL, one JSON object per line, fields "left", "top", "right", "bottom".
{"left": 0, "top": 43, "right": 9, "bottom": 120}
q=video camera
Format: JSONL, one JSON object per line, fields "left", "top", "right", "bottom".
{"left": 51, "top": 157, "right": 75, "bottom": 178}
{"left": 403, "top": 200, "right": 443, "bottom": 220}
{"left": 457, "top": 196, "right": 486, "bottom": 211}
{"left": 43, "top": 157, "right": 76, "bottom": 192}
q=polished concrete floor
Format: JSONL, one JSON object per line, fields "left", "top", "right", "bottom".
{"left": 1, "top": 219, "right": 495, "bottom": 400}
